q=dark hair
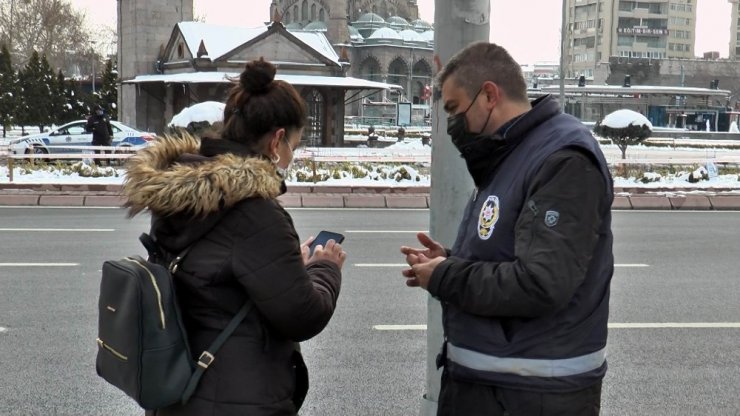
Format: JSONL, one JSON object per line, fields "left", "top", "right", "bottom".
{"left": 221, "top": 58, "right": 306, "bottom": 148}
{"left": 436, "top": 42, "right": 528, "bottom": 103}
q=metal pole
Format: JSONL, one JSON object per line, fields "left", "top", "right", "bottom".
{"left": 560, "top": 0, "right": 567, "bottom": 112}
{"left": 92, "top": 53, "right": 96, "bottom": 94}
{"left": 421, "top": 1, "right": 489, "bottom": 414}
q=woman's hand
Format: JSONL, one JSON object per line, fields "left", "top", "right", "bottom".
{"left": 301, "top": 236, "right": 347, "bottom": 269}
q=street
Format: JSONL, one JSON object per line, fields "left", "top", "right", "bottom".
{"left": 0, "top": 207, "right": 739, "bottom": 415}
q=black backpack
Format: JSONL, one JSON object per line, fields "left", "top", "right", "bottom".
{"left": 95, "top": 233, "right": 251, "bottom": 410}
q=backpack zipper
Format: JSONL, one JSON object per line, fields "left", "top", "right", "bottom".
{"left": 124, "top": 257, "right": 166, "bottom": 330}
{"left": 96, "top": 337, "right": 128, "bottom": 361}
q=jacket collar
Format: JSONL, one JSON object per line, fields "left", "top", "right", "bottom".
{"left": 123, "top": 134, "right": 284, "bottom": 217}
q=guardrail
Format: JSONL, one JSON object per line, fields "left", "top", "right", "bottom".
{"left": 4, "top": 145, "right": 136, "bottom": 182}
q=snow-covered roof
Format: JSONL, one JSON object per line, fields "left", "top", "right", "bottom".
{"left": 169, "top": 101, "right": 225, "bottom": 127}
{"left": 357, "top": 13, "right": 385, "bottom": 23}
{"left": 387, "top": 16, "right": 410, "bottom": 30}
{"left": 368, "top": 27, "right": 402, "bottom": 41}
{"left": 124, "top": 72, "right": 402, "bottom": 90}
{"left": 177, "top": 22, "right": 265, "bottom": 62}
{"left": 303, "top": 21, "right": 328, "bottom": 32}
{"left": 348, "top": 25, "right": 364, "bottom": 40}
{"left": 420, "top": 30, "right": 434, "bottom": 42}
{"left": 399, "top": 29, "right": 424, "bottom": 43}
{"left": 285, "top": 22, "right": 303, "bottom": 30}
{"left": 175, "top": 22, "right": 339, "bottom": 65}
{"left": 601, "top": 109, "right": 653, "bottom": 129}
{"left": 411, "top": 19, "right": 433, "bottom": 31}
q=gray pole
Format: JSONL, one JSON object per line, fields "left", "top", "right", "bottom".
{"left": 559, "top": 0, "right": 567, "bottom": 112}
{"left": 420, "top": 1, "right": 489, "bottom": 414}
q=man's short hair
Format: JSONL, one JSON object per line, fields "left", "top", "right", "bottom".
{"left": 436, "top": 42, "right": 528, "bottom": 103}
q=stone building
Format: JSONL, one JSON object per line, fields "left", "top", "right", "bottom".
{"left": 118, "top": 0, "right": 434, "bottom": 142}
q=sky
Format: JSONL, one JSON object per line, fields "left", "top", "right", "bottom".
{"left": 70, "top": 0, "right": 732, "bottom": 64}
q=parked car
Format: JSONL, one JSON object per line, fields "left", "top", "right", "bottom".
{"left": 8, "top": 120, "right": 156, "bottom": 155}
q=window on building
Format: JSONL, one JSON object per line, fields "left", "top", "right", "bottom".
{"left": 319, "top": 8, "right": 325, "bottom": 21}
{"left": 311, "top": 4, "right": 316, "bottom": 21}
{"left": 618, "top": 35, "right": 634, "bottom": 46}
{"left": 301, "top": 0, "right": 308, "bottom": 21}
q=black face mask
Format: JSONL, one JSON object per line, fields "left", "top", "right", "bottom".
{"left": 446, "top": 87, "right": 494, "bottom": 157}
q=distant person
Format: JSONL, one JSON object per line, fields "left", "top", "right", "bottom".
{"left": 123, "top": 58, "right": 345, "bottom": 415}
{"left": 367, "top": 125, "right": 378, "bottom": 147}
{"left": 397, "top": 126, "right": 406, "bottom": 142}
{"left": 86, "top": 105, "right": 113, "bottom": 166}
{"left": 400, "top": 42, "right": 614, "bottom": 415}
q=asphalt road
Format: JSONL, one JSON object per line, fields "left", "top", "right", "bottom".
{"left": 0, "top": 207, "right": 739, "bottom": 415}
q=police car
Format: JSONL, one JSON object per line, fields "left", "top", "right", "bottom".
{"left": 8, "top": 120, "right": 156, "bottom": 155}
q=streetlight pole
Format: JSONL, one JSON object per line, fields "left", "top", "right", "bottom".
{"left": 91, "top": 41, "right": 97, "bottom": 95}
{"left": 560, "top": 0, "right": 567, "bottom": 113}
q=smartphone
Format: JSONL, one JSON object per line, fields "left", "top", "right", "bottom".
{"left": 309, "top": 230, "right": 345, "bottom": 255}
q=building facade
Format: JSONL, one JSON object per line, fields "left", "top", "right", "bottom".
{"left": 730, "top": 0, "right": 740, "bottom": 59}
{"left": 564, "top": 0, "right": 697, "bottom": 80}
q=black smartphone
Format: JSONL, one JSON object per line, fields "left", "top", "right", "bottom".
{"left": 309, "top": 230, "right": 345, "bottom": 255}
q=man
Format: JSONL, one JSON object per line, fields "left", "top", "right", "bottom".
{"left": 401, "top": 42, "right": 614, "bottom": 415}
{"left": 86, "top": 105, "right": 113, "bottom": 166}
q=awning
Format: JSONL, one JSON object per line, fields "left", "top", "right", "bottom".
{"left": 123, "top": 72, "right": 402, "bottom": 91}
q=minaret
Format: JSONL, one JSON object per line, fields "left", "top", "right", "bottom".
{"left": 118, "top": 0, "right": 194, "bottom": 131}
{"left": 325, "top": 0, "right": 350, "bottom": 49}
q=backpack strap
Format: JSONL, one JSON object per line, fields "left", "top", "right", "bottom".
{"left": 139, "top": 233, "right": 193, "bottom": 274}
{"left": 180, "top": 301, "right": 254, "bottom": 404}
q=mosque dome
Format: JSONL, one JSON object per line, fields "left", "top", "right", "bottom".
{"left": 357, "top": 13, "right": 385, "bottom": 23}
{"left": 411, "top": 19, "right": 433, "bottom": 31}
{"left": 368, "top": 27, "right": 403, "bottom": 41}
{"left": 303, "top": 21, "right": 328, "bottom": 32}
{"left": 348, "top": 25, "right": 364, "bottom": 41}
{"left": 387, "top": 16, "right": 410, "bottom": 30}
{"left": 285, "top": 22, "right": 303, "bottom": 30}
{"left": 420, "top": 30, "right": 434, "bottom": 42}
{"left": 399, "top": 29, "right": 424, "bottom": 43}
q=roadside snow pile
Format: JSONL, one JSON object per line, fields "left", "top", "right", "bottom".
{"left": 169, "top": 101, "right": 225, "bottom": 128}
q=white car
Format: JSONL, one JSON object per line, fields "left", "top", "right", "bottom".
{"left": 8, "top": 120, "right": 156, "bottom": 155}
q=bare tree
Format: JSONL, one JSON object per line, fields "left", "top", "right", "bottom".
{"left": 0, "top": 0, "right": 106, "bottom": 74}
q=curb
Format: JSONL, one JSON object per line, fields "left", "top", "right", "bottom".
{"left": 0, "top": 184, "right": 739, "bottom": 210}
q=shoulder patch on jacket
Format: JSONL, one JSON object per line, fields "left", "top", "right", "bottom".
{"left": 544, "top": 210, "right": 560, "bottom": 227}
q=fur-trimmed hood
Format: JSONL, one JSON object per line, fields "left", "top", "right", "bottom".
{"left": 123, "top": 134, "right": 283, "bottom": 217}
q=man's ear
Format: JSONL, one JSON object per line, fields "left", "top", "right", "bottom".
{"left": 482, "top": 81, "right": 500, "bottom": 108}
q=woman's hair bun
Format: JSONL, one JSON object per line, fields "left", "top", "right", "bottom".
{"left": 240, "top": 58, "right": 276, "bottom": 95}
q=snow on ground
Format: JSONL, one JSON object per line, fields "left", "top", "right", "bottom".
{"left": 0, "top": 137, "right": 737, "bottom": 192}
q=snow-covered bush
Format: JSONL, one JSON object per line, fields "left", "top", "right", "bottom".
{"left": 687, "top": 166, "right": 709, "bottom": 183}
{"left": 639, "top": 172, "right": 662, "bottom": 184}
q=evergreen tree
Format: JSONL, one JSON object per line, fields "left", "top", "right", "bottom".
{"left": 39, "top": 55, "right": 57, "bottom": 128}
{"left": 62, "top": 78, "right": 88, "bottom": 123}
{"left": 0, "top": 43, "right": 17, "bottom": 138}
{"left": 98, "top": 59, "right": 118, "bottom": 120}
{"left": 54, "top": 70, "right": 73, "bottom": 124}
{"left": 17, "top": 51, "right": 55, "bottom": 133}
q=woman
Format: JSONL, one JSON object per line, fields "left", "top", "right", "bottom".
{"left": 124, "top": 58, "right": 345, "bottom": 416}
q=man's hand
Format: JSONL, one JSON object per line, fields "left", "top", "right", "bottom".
{"left": 402, "top": 253, "right": 445, "bottom": 289}
{"left": 400, "top": 233, "right": 447, "bottom": 290}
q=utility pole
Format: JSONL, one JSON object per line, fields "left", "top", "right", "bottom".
{"left": 421, "top": 1, "right": 489, "bottom": 414}
{"left": 560, "top": 0, "right": 567, "bottom": 112}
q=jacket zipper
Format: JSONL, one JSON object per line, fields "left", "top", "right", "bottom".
{"left": 124, "top": 257, "right": 166, "bottom": 330}
{"left": 96, "top": 337, "right": 128, "bottom": 361}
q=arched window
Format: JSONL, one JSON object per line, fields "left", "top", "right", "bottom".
{"left": 372, "top": 5, "right": 377, "bottom": 14}
{"left": 311, "top": 4, "right": 316, "bottom": 21}
{"left": 380, "top": 0, "right": 389, "bottom": 18}
{"left": 302, "top": 88, "right": 325, "bottom": 146}
{"left": 293, "top": 5, "right": 299, "bottom": 22}
{"left": 302, "top": 0, "right": 308, "bottom": 21}
{"left": 319, "top": 8, "right": 325, "bottom": 21}
{"left": 284, "top": 11, "right": 291, "bottom": 24}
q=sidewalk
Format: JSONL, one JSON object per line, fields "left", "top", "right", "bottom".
{"left": 0, "top": 183, "right": 739, "bottom": 210}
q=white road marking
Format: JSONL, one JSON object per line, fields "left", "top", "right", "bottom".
{"left": 609, "top": 323, "right": 740, "bottom": 329}
{"left": 616, "top": 264, "right": 650, "bottom": 267}
{"left": 372, "top": 323, "right": 740, "bottom": 331}
{"left": 0, "top": 228, "right": 114, "bottom": 232}
{"left": 355, "top": 264, "right": 408, "bottom": 267}
{"left": 373, "top": 325, "right": 428, "bottom": 331}
{"left": 0, "top": 263, "right": 79, "bottom": 267}
{"left": 0, "top": 327, "right": 7, "bottom": 333}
